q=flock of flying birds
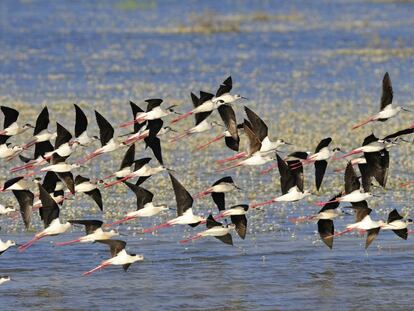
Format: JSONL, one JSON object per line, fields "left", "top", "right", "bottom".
{"left": 0, "top": 73, "right": 413, "bottom": 283}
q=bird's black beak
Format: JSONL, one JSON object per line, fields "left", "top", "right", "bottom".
{"left": 168, "top": 207, "right": 176, "bottom": 211}
{"left": 241, "top": 96, "right": 248, "bottom": 100}
{"left": 166, "top": 168, "right": 175, "bottom": 172}
{"left": 402, "top": 107, "right": 412, "bottom": 112}
{"left": 284, "top": 142, "right": 293, "bottom": 146}
{"left": 235, "top": 185, "right": 243, "bottom": 191}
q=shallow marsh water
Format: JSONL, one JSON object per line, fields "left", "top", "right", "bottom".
{"left": 0, "top": 1, "right": 414, "bottom": 310}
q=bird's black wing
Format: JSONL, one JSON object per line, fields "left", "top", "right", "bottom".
{"left": 344, "top": 161, "right": 360, "bottom": 194}
{"left": 74, "top": 104, "right": 88, "bottom": 138}
{"left": 218, "top": 104, "right": 239, "bottom": 145}
{"left": 120, "top": 144, "right": 135, "bottom": 169}
{"left": 318, "top": 219, "right": 334, "bottom": 249}
{"left": 315, "top": 137, "right": 332, "bottom": 153}
{"left": 38, "top": 184, "right": 60, "bottom": 228}
{"left": 145, "top": 99, "right": 163, "bottom": 112}
{"left": 1, "top": 106, "right": 19, "bottom": 129}
{"left": 212, "top": 193, "right": 225, "bottom": 211}
{"left": 383, "top": 127, "right": 414, "bottom": 140}
{"left": 243, "top": 120, "right": 261, "bottom": 155}
{"left": 362, "top": 133, "right": 378, "bottom": 146}
{"left": 57, "top": 172, "right": 75, "bottom": 194}
{"left": 169, "top": 173, "right": 193, "bottom": 216}
{"left": 42, "top": 171, "right": 59, "bottom": 193}
{"left": 85, "top": 189, "right": 103, "bottom": 211}
{"left": 206, "top": 214, "right": 222, "bottom": 229}
{"left": 97, "top": 239, "right": 126, "bottom": 258}
{"left": 244, "top": 106, "right": 268, "bottom": 142}
{"left": 387, "top": 209, "right": 403, "bottom": 223}
{"left": 380, "top": 72, "right": 393, "bottom": 110}
{"left": 366, "top": 227, "right": 380, "bottom": 249}
{"left": 314, "top": 160, "right": 327, "bottom": 191}
{"left": 12, "top": 190, "right": 33, "bottom": 229}
{"left": 145, "top": 137, "right": 163, "bottom": 165}
{"left": 216, "top": 76, "right": 232, "bottom": 97}
{"left": 365, "top": 150, "right": 389, "bottom": 188}
{"left": 231, "top": 214, "right": 247, "bottom": 239}
{"left": 34, "top": 141, "right": 54, "bottom": 159}
{"left": 34, "top": 107, "right": 49, "bottom": 135}
{"left": 55, "top": 123, "right": 72, "bottom": 149}
{"left": 318, "top": 193, "right": 342, "bottom": 213}
{"left": 95, "top": 110, "right": 114, "bottom": 146}
{"left": 214, "top": 234, "right": 233, "bottom": 246}
{"left": 277, "top": 153, "right": 296, "bottom": 195}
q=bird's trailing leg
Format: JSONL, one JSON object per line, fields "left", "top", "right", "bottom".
{"left": 143, "top": 222, "right": 172, "bottom": 233}
{"left": 170, "top": 111, "right": 193, "bottom": 124}
{"left": 216, "top": 152, "right": 246, "bottom": 165}
{"left": 82, "top": 262, "right": 111, "bottom": 276}
{"left": 55, "top": 238, "right": 81, "bottom": 247}
{"left": 193, "top": 133, "right": 225, "bottom": 152}
{"left": 179, "top": 234, "right": 203, "bottom": 244}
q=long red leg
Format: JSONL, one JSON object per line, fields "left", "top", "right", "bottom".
{"left": 18, "top": 235, "right": 43, "bottom": 252}
{"left": 143, "top": 222, "right": 172, "bottom": 233}
{"left": 352, "top": 116, "right": 376, "bottom": 130}
{"left": 104, "top": 216, "right": 136, "bottom": 227}
{"left": 216, "top": 152, "right": 246, "bottom": 165}
{"left": 179, "top": 234, "right": 203, "bottom": 244}
{"left": 216, "top": 163, "right": 242, "bottom": 172}
{"left": 83, "top": 262, "right": 111, "bottom": 276}
{"left": 171, "top": 111, "right": 193, "bottom": 124}
{"left": 250, "top": 199, "right": 276, "bottom": 209}
{"left": 193, "top": 133, "right": 225, "bottom": 152}
{"left": 55, "top": 238, "right": 81, "bottom": 246}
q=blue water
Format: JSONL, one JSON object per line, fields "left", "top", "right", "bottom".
{"left": 0, "top": 1, "right": 414, "bottom": 310}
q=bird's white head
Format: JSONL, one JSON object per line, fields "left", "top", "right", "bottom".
{"left": 6, "top": 240, "right": 16, "bottom": 247}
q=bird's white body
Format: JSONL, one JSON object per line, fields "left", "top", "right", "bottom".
{"left": 0, "top": 276, "right": 10, "bottom": 285}
{"left": 0, "top": 144, "right": 23, "bottom": 159}
{"left": 96, "top": 138, "right": 125, "bottom": 155}
{"left": 105, "top": 249, "right": 144, "bottom": 266}
{"left": 346, "top": 215, "right": 384, "bottom": 230}
{"left": 33, "top": 130, "right": 57, "bottom": 143}
{"left": 79, "top": 228, "right": 118, "bottom": 243}
{"left": 126, "top": 203, "right": 168, "bottom": 218}
{"left": 212, "top": 94, "right": 241, "bottom": 104}
{"left": 221, "top": 206, "right": 247, "bottom": 217}
{"left": 188, "top": 119, "right": 213, "bottom": 134}
{"left": 199, "top": 226, "right": 232, "bottom": 237}
{"left": 192, "top": 100, "right": 217, "bottom": 114}
{"left": 40, "top": 163, "right": 79, "bottom": 173}
{"left": 376, "top": 105, "right": 402, "bottom": 120}
{"left": 240, "top": 153, "right": 274, "bottom": 166}
{"left": 168, "top": 208, "right": 204, "bottom": 225}
{"left": 76, "top": 131, "right": 95, "bottom": 146}
{"left": 339, "top": 190, "right": 372, "bottom": 203}
{"left": 0, "top": 239, "right": 16, "bottom": 253}
{"left": 2, "top": 122, "right": 32, "bottom": 136}
{"left": 0, "top": 204, "right": 16, "bottom": 215}
{"left": 351, "top": 157, "right": 366, "bottom": 165}
{"left": 382, "top": 220, "right": 411, "bottom": 231}
{"left": 131, "top": 165, "right": 165, "bottom": 178}
{"left": 75, "top": 181, "right": 97, "bottom": 193}
{"left": 2, "top": 179, "right": 28, "bottom": 191}
{"left": 355, "top": 141, "right": 386, "bottom": 153}
{"left": 316, "top": 209, "right": 341, "bottom": 220}
{"left": 260, "top": 137, "right": 286, "bottom": 154}
{"left": 137, "top": 106, "right": 171, "bottom": 122}
{"left": 209, "top": 183, "right": 237, "bottom": 193}
{"left": 274, "top": 186, "right": 311, "bottom": 202}
{"left": 114, "top": 167, "right": 133, "bottom": 178}
{"left": 38, "top": 218, "right": 71, "bottom": 237}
